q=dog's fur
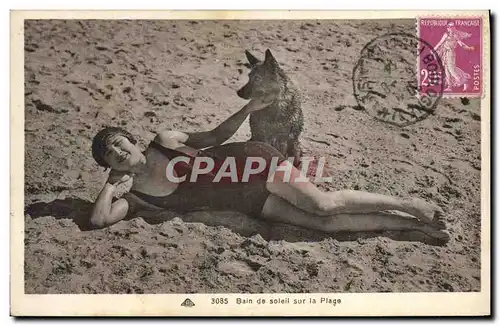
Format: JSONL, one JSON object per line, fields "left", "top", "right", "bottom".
{"left": 237, "top": 49, "right": 304, "bottom": 165}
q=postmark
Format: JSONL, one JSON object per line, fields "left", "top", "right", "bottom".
{"left": 418, "top": 17, "right": 483, "bottom": 97}
{"left": 352, "top": 32, "right": 445, "bottom": 127}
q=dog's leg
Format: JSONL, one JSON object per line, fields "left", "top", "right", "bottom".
{"left": 286, "top": 139, "right": 302, "bottom": 168}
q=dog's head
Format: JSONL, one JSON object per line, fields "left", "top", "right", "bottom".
{"left": 237, "top": 49, "right": 283, "bottom": 100}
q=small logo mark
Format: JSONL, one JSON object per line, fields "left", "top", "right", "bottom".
{"left": 181, "top": 298, "right": 195, "bottom": 307}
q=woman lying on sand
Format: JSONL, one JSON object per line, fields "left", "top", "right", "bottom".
{"left": 90, "top": 98, "right": 448, "bottom": 241}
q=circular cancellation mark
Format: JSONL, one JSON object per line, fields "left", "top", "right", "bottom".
{"left": 352, "top": 32, "right": 445, "bottom": 127}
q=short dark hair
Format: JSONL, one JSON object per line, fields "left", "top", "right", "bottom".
{"left": 91, "top": 127, "right": 137, "bottom": 168}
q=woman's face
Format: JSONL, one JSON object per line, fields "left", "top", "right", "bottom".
{"left": 104, "top": 135, "right": 144, "bottom": 171}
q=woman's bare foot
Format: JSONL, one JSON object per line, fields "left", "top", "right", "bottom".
{"left": 415, "top": 223, "right": 450, "bottom": 244}
{"left": 404, "top": 198, "right": 446, "bottom": 228}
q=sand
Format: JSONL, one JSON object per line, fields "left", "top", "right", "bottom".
{"left": 24, "top": 19, "right": 481, "bottom": 294}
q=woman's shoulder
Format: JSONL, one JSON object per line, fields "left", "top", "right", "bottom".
{"left": 141, "top": 132, "right": 178, "bottom": 156}
{"left": 154, "top": 130, "right": 189, "bottom": 147}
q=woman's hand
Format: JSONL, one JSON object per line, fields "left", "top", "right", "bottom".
{"left": 466, "top": 45, "right": 475, "bottom": 51}
{"left": 244, "top": 94, "right": 276, "bottom": 113}
{"left": 107, "top": 169, "right": 133, "bottom": 187}
{"left": 90, "top": 170, "right": 132, "bottom": 229}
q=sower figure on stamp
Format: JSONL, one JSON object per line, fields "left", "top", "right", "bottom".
{"left": 89, "top": 98, "right": 449, "bottom": 243}
{"left": 435, "top": 22, "right": 475, "bottom": 91}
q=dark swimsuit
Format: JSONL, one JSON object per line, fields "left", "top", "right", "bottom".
{"left": 127, "top": 140, "right": 287, "bottom": 217}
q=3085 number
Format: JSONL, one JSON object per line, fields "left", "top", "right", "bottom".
{"left": 211, "top": 298, "right": 229, "bottom": 304}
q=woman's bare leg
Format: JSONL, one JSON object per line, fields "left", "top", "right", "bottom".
{"left": 260, "top": 194, "right": 448, "bottom": 240}
{"left": 266, "top": 161, "right": 444, "bottom": 225}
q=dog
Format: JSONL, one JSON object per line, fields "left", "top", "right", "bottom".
{"left": 237, "top": 49, "right": 304, "bottom": 166}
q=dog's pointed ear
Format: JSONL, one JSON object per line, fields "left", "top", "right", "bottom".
{"left": 245, "top": 50, "right": 260, "bottom": 66}
{"left": 264, "top": 49, "right": 278, "bottom": 67}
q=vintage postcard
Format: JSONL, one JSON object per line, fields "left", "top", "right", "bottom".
{"left": 11, "top": 10, "right": 490, "bottom": 316}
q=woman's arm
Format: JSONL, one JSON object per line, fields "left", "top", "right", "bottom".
{"left": 185, "top": 102, "right": 254, "bottom": 148}
{"left": 154, "top": 105, "right": 251, "bottom": 150}
{"left": 89, "top": 174, "right": 131, "bottom": 229}
{"left": 156, "top": 97, "right": 274, "bottom": 150}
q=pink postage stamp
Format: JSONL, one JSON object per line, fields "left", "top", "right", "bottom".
{"left": 418, "top": 17, "right": 483, "bottom": 97}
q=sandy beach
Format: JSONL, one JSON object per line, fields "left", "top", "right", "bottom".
{"left": 24, "top": 19, "right": 481, "bottom": 293}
